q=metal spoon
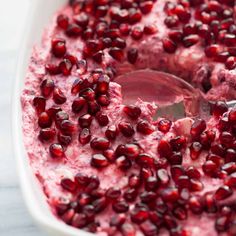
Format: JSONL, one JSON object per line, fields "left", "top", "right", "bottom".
{"left": 115, "top": 69, "right": 236, "bottom": 120}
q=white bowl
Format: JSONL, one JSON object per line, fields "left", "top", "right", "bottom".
{"left": 12, "top": 1, "right": 93, "bottom": 235}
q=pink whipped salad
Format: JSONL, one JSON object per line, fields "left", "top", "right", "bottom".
{"left": 21, "top": 0, "right": 236, "bottom": 235}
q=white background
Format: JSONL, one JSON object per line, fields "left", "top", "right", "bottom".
{"left": 0, "top": 0, "right": 44, "bottom": 235}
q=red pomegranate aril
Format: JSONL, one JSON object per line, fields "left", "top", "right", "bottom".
{"left": 202, "top": 192, "right": 217, "bottom": 213}
{"left": 45, "top": 63, "right": 60, "bottom": 75}
{"left": 59, "top": 59, "right": 72, "bottom": 76}
{"left": 222, "top": 162, "right": 236, "bottom": 174}
{"left": 112, "top": 38, "right": 126, "bottom": 49}
{"left": 190, "top": 118, "right": 206, "bottom": 139}
{"left": 177, "top": 175, "right": 190, "bottom": 189}
{"left": 33, "top": 96, "right": 46, "bottom": 114}
{"left": 55, "top": 111, "right": 69, "bottom": 127}
{"left": 145, "top": 176, "right": 158, "bottom": 191}
{"left": 90, "top": 137, "right": 110, "bottom": 151}
{"left": 161, "top": 187, "right": 179, "bottom": 202}
{"left": 71, "top": 79, "right": 82, "bottom": 95}
{"left": 229, "top": 108, "right": 236, "bottom": 124}
{"left": 61, "top": 177, "right": 77, "bottom": 192}
{"left": 102, "top": 149, "right": 115, "bottom": 163}
{"left": 74, "top": 12, "right": 89, "bottom": 28}
{"left": 47, "top": 106, "right": 62, "bottom": 119}
{"left": 225, "top": 149, "right": 236, "bottom": 163}
{"left": 173, "top": 206, "right": 187, "bottom": 220}
{"left": 38, "top": 112, "right": 52, "bottom": 128}
{"left": 49, "top": 143, "right": 65, "bottom": 158}
{"left": 171, "top": 165, "right": 185, "bottom": 182}
{"left": 120, "top": 23, "right": 130, "bottom": 36}
{"left": 116, "top": 156, "right": 132, "bottom": 170}
{"left": 86, "top": 175, "right": 100, "bottom": 193}
{"left": 61, "top": 208, "right": 75, "bottom": 224}
{"left": 51, "top": 38, "right": 66, "bottom": 58}
{"left": 225, "top": 172, "right": 236, "bottom": 187}
{"left": 183, "top": 23, "right": 197, "bottom": 36}
{"left": 140, "top": 167, "right": 153, "bottom": 180}
{"left": 219, "top": 131, "right": 234, "bottom": 146}
{"left": 72, "top": 97, "right": 86, "bottom": 114}
{"left": 53, "top": 88, "right": 66, "bottom": 105}
{"left": 121, "top": 223, "right": 135, "bottom": 236}
{"left": 96, "top": 112, "right": 109, "bottom": 127}
{"left": 39, "top": 128, "right": 56, "bottom": 142}
{"left": 168, "top": 30, "right": 183, "bottom": 43}
{"left": 202, "top": 160, "right": 218, "bottom": 175}
{"left": 79, "top": 114, "right": 93, "bottom": 128}
{"left": 190, "top": 142, "right": 202, "bottom": 160}
{"left": 140, "top": 191, "right": 157, "bottom": 203}
{"left": 96, "top": 6, "right": 108, "bottom": 17}
{"left": 211, "top": 101, "right": 228, "bottom": 117}
{"left": 131, "top": 26, "right": 143, "bottom": 40}
{"left": 110, "top": 214, "right": 126, "bottom": 227}
{"left": 106, "top": 187, "right": 121, "bottom": 200}
{"left": 60, "top": 120, "right": 77, "bottom": 135}
{"left": 124, "top": 143, "right": 140, "bottom": 158}
{"left": 164, "top": 214, "right": 177, "bottom": 229}
{"left": 97, "top": 94, "right": 110, "bottom": 107}
{"left": 144, "top": 24, "right": 157, "bottom": 35}
{"left": 157, "top": 168, "right": 170, "bottom": 186}
{"left": 205, "top": 44, "right": 220, "bottom": 58}
{"left": 96, "top": 74, "right": 110, "bottom": 95}
{"left": 123, "top": 105, "right": 141, "bottom": 120}
{"left": 40, "top": 79, "right": 54, "bottom": 98}
{"left": 74, "top": 173, "right": 89, "bottom": 186}
{"left": 129, "top": 8, "right": 142, "bottom": 24}
{"left": 162, "top": 38, "right": 177, "bottom": 53}
{"left": 93, "top": 197, "right": 108, "bottom": 213}
{"left": 190, "top": 178, "right": 203, "bottom": 192}
{"left": 80, "top": 88, "right": 95, "bottom": 101}
{"left": 215, "top": 216, "right": 230, "bottom": 232}
{"left": 225, "top": 56, "right": 236, "bottom": 70}
{"left": 129, "top": 174, "right": 141, "bottom": 189}
{"left": 140, "top": 1, "right": 153, "bottom": 14}
{"left": 66, "top": 23, "right": 82, "bottom": 37}
{"left": 186, "top": 166, "right": 201, "bottom": 179}
{"left": 182, "top": 35, "right": 199, "bottom": 47}
{"left": 164, "top": 15, "right": 179, "bottom": 28}
{"left": 158, "top": 140, "right": 172, "bottom": 158}
{"left": 76, "top": 59, "right": 87, "bottom": 75}
{"left": 118, "top": 121, "right": 135, "bottom": 137}
{"left": 198, "top": 24, "right": 210, "bottom": 38}
{"left": 137, "top": 153, "right": 154, "bottom": 167}
{"left": 130, "top": 207, "right": 149, "bottom": 223}
{"left": 214, "top": 185, "right": 233, "bottom": 201}
{"left": 175, "top": 5, "right": 191, "bottom": 23}
{"left": 189, "top": 196, "right": 203, "bottom": 214}
{"left": 137, "top": 120, "right": 154, "bottom": 135}
{"left": 92, "top": 51, "right": 104, "bottom": 64}
{"left": 215, "top": 51, "right": 230, "bottom": 63}
{"left": 113, "top": 200, "right": 129, "bottom": 213}
{"left": 179, "top": 188, "right": 190, "bottom": 202}
{"left": 57, "top": 14, "right": 69, "bottom": 29}
{"left": 158, "top": 119, "right": 172, "bottom": 133}
{"left": 58, "top": 132, "right": 72, "bottom": 146}
{"left": 91, "top": 154, "right": 109, "bottom": 168}
{"left": 170, "top": 136, "right": 186, "bottom": 151}
{"left": 154, "top": 158, "right": 169, "bottom": 170}
{"left": 109, "top": 47, "right": 124, "bottom": 61}
{"left": 224, "top": 34, "right": 236, "bottom": 46}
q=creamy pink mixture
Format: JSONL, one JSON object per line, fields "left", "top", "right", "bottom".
{"left": 21, "top": 0, "right": 236, "bottom": 235}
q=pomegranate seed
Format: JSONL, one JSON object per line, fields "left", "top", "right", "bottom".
{"left": 95, "top": 112, "right": 109, "bottom": 127}
{"left": 71, "top": 79, "right": 82, "bottom": 95}
{"left": 58, "top": 132, "right": 72, "bottom": 146}
{"left": 39, "top": 128, "right": 56, "bottom": 142}
{"left": 53, "top": 88, "right": 66, "bottom": 104}
{"left": 120, "top": 23, "right": 130, "bottom": 36}
{"left": 176, "top": 7, "right": 191, "bottom": 23}
{"left": 179, "top": 188, "right": 190, "bottom": 202}
{"left": 116, "top": 156, "right": 132, "bottom": 170}
{"left": 110, "top": 214, "right": 126, "bottom": 227}
{"left": 168, "top": 152, "right": 183, "bottom": 165}
{"left": 66, "top": 23, "right": 82, "bottom": 37}
{"left": 219, "top": 131, "right": 234, "bottom": 146}
{"left": 124, "top": 143, "right": 140, "bottom": 158}
{"left": 229, "top": 108, "right": 236, "bottom": 124}
{"left": 225, "top": 172, "right": 236, "bottom": 187}
{"left": 33, "top": 96, "right": 46, "bottom": 114}
{"left": 80, "top": 88, "right": 95, "bottom": 101}
{"left": 49, "top": 143, "right": 64, "bottom": 158}
{"left": 109, "top": 47, "right": 124, "bottom": 61}
{"left": 170, "top": 136, "right": 186, "bottom": 151}
{"left": 79, "top": 113, "right": 93, "bottom": 128}
{"left": 140, "top": 1, "right": 153, "bottom": 14}
{"left": 189, "top": 196, "right": 203, "bottom": 214}
{"left": 136, "top": 153, "right": 154, "bottom": 167}
{"left": 118, "top": 121, "right": 135, "bottom": 137}
{"left": 57, "top": 14, "right": 69, "bottom": 29}
{"left": 137, "top": 120, "right": 154, "bottom": 135}
{"left": 215, "top": 51, "right": 230, "bottom": 63}
{"left": 74, "top": 173, "right": 89, "bottom": 186}
{"left": 86, "top": 175, "right": 100, "bottom": 192}
{"left": 90, "top": 137, "right": 110, "bottom": 150}
{"left": 183, "top": 23, "right": 197, "bottom": 36}
{"left": 105, "top": 125, "right": 118, "bottom": 140}
{"left": 93, "top": 197, "right": 108, "bottom": 213}
{"left": 224, "top": 34, "right": 236, "bottom": 46}
{"left": 177, "top": 175, "right": 190, "bottom": 189}
{"left": 173, "top": 206, "right": 187, "bottom": 220}
{"left": 38, "top": 112, "right": 52, "bottom": 128}
{"left": 215, "top": 216, "right": 230, "bottom": 232}
{"left": 211, "top": 101, "right": 228, "bottom": 117}
{"left": 144, "top": 24, "right": 157, "bottom": 35}
{"left": 60, "top": 120, "right": 77, "bottom": 135}
{"left": 46, "top": 106, "right": 62, "bottom": 119}
{"left": 161, "top": 187, "right": 179, "bottom": 202}
{"left": 129, "top": 8, "right": 142, "bottom": 24}
{"left": 154, "top": 158, "right": 168, "bottom": 170}
{"left": 186, "top": 166, "right": 201, "bottom": 179}
{"left": 130, "top": 207, "right": 148, "bottom": 224}
{"left": 215, "top": 185, "right": 233, "bottom": 201}
{"left": 97, "top": 94, "right": 110, "bottom": 106}
{"left": 59, "top": 59, "right": 72, "bottom": 76}
{"left": 190, "top": 178, "right": 203, "bottom": 191}
{"left": 76, "top": 59, "right": 87, "bottom": 75}
{"left": 112, "top": 38, "right": 126, "bottom": 49}
{"left": 190, "top": 118, "right": 206, "bottom": 139}
{"left": 158, "top": 119, "right": 172, "bottom": 133}
{"left": 74, "top": 12, "right": 89, "bottom": 28}
{"left": 190, "top": 142, "right": 202, "bottom": 160}
{"left": 121, "top": 223, "right": 135, "bottom": 236}
{"left": 202, "top": 160, "right": 218, "bottom": 176}
{"left": 182, "top": 35, "right": 199, "bottom": 47}
{"left": 123, "top": 105, "right": 141, "bottom": 120}
{"left": 171, "top": 165, "right": 185, "bottom": 182}
{"left": 145, "top": 176, "right": 158, "bottom": 191}
{"left": 140, "top": 220, "right": 158, "bottom": 236}
{"left": 128, "top": 174, "right": 141, "bottom": 188}
{"left": 203, "top": 192, "right": 217, "bottom": 213}
{"left": 113, "top": 200, "right": 129, "bottom": 213}
{"left": 51, "top": 38, "right": 66, "bottom": 58}
{"left": 158, "top": 140, "right": 172, "bottom": 158}
{"left": 61, "top": 178, "right": 77, "bottom": 192}
{"left": 157, "top": 168, "right": 170, "bottom": 185}
{"left": 92, "top": 51, "right": 104, "bottom": 63}
{"left": 131, "top": 26, "right": 143, "bottom": 40}
{"left": 140, "top": 167, "right": 153, "bottom": 180}
{"left": 162, "top": 38, "right": 177, "bottom": 53}
{"left": 72, "top": 97, "right": 86, "bottom": 113}
{"left": 91, "top": 154, "right": 109, "bottom": 168}
{"left": 55, "top": 111, "right": 69, "bottom": 127}
{"left": 164, "top": 15, "right": 179, "bottom": 28}
{"left": 40, "top": 79, "right": 54, "bottom": 98}
{"left": 106, "top": 187, "right": 121, "bottom": 200}
{"left": 95, "top": 74, "right": 110, "bottom": 94}
{"left": 61, "top": 209, "right": 75, "bottom": 224}
{"left": 168, "top": 30, "right": 183, "bottom": 43}
{"left": 225, "top": 56, "right": 236, "bottom": 70}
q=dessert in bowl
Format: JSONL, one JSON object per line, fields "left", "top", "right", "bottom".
{"left": 20, "top": 0, "right": 236, "bottom": 235}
